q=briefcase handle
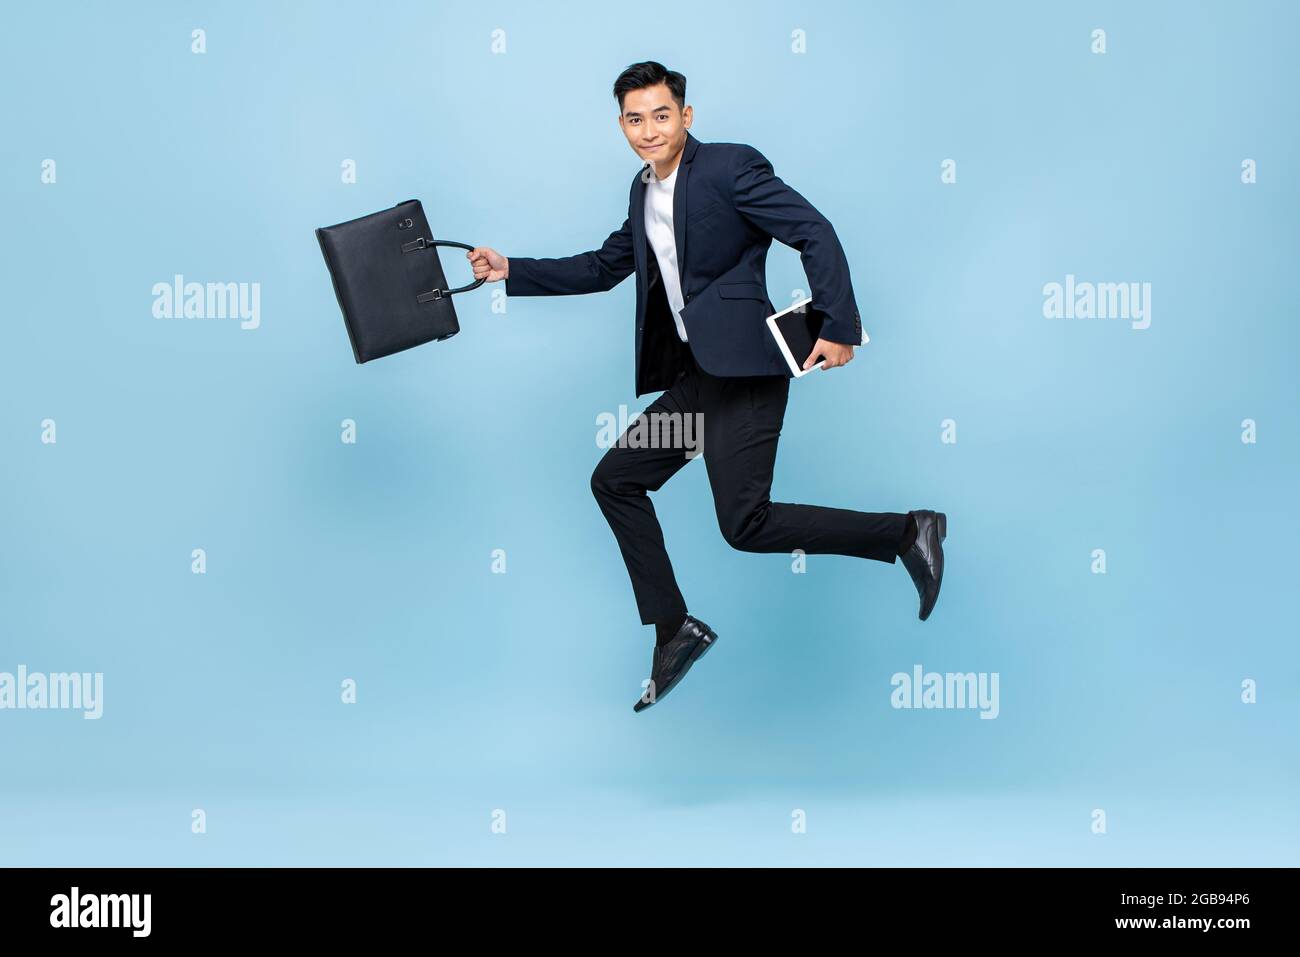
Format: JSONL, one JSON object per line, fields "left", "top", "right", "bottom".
{"left": 401, "top": 236, "right": 486, "bottom": 302}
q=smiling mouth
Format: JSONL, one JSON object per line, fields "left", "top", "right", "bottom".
{"left": 643, "top": 144, "right": 664, "bottom": 150}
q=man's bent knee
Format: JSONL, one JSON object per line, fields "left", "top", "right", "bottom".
{"left": 590, "top": 461, "right": 613, "bottom": 500}
{"left": 718, "top": 499, "right": 778, "bottom": 552}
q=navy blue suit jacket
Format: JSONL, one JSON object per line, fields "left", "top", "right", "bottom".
{"left": 505, "top": 131, "right": 863, "bottom": 397}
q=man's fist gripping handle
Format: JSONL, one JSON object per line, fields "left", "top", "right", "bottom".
{"left": 468, "top": 247, "right": 509, "bottom": 283}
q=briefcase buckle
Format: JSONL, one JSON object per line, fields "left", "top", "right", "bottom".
{"left": 416, "top": 288, "right": 445, "bottom": 303}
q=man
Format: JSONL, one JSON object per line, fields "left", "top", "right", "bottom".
{"left": 468, "top": 61, "right": 947, "bottom": 713}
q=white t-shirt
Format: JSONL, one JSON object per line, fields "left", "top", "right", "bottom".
{"left": 643, "top": 164, "right": 689, "bottom": 342}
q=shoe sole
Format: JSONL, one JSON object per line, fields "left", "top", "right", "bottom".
{"left": 635, "top": 626, "right": 719, "bottom": 711}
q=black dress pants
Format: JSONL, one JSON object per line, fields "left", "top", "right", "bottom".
{"left": 590, "top": 342, "right": 910, "bottom": 627}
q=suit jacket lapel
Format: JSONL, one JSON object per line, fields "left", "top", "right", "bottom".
{"left": 633, "top": 131, "right": 701, "bottom": 291}
{"left": 633, "top": 163, "right": 649, "bottom": 288}
{"left": 672, "top": 131, "right": 700, "bottom": 281}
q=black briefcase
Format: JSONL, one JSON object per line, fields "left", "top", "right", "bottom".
{"left": 316, "top": 198, "right": 484, "bottom": 363}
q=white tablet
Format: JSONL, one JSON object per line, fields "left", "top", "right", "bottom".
{"left": 766, "top": 298, "right": 869, "bottom": 377}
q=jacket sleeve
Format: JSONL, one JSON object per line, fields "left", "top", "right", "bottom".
{"left": 504, "top": 218, "right": 635, "bottom": 296}
{"left": 730, "top": 146, "right": 863, "bottom": 345}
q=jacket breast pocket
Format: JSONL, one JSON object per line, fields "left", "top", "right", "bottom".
{"left": 687, "top": 200, "right": 722, "bottom": 227}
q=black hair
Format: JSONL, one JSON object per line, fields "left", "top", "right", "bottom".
{"left": 612, "top": 61, "right": 686, "bottom": 113}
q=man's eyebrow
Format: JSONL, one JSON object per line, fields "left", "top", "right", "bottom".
{"left": 624, "top": 104, "right": 674, "bottom": 117}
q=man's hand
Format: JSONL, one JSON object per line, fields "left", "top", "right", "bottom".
{"left": 804, "top": 338, "right": 854, "bottom": 371}
{"left": 468, "top": 247, "right": 509, "bottom": 282}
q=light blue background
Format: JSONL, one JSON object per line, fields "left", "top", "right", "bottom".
{"left": 2, "top": 0, "right": 1296, "bottom": 866}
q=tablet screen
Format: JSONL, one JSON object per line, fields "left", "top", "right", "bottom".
{"left": 768, "top": 299, "right": 827, "bottom": 375}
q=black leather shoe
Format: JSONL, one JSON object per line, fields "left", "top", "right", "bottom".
{"left": 900, "top": 510, "right": 947, "bottom": 621}
{"left": 633, "top": 615, "right": 719, "bottom": 712}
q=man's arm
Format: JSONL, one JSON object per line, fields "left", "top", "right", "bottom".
{"left": 467, "top": 218, "right": 636, "bottom": 297}
{"left": 731, "top": 146, "right": 864, "bottom": 348}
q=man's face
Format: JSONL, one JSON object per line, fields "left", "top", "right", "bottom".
{"left": 618, "top": 83, "right": 692, "bottom": 169}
